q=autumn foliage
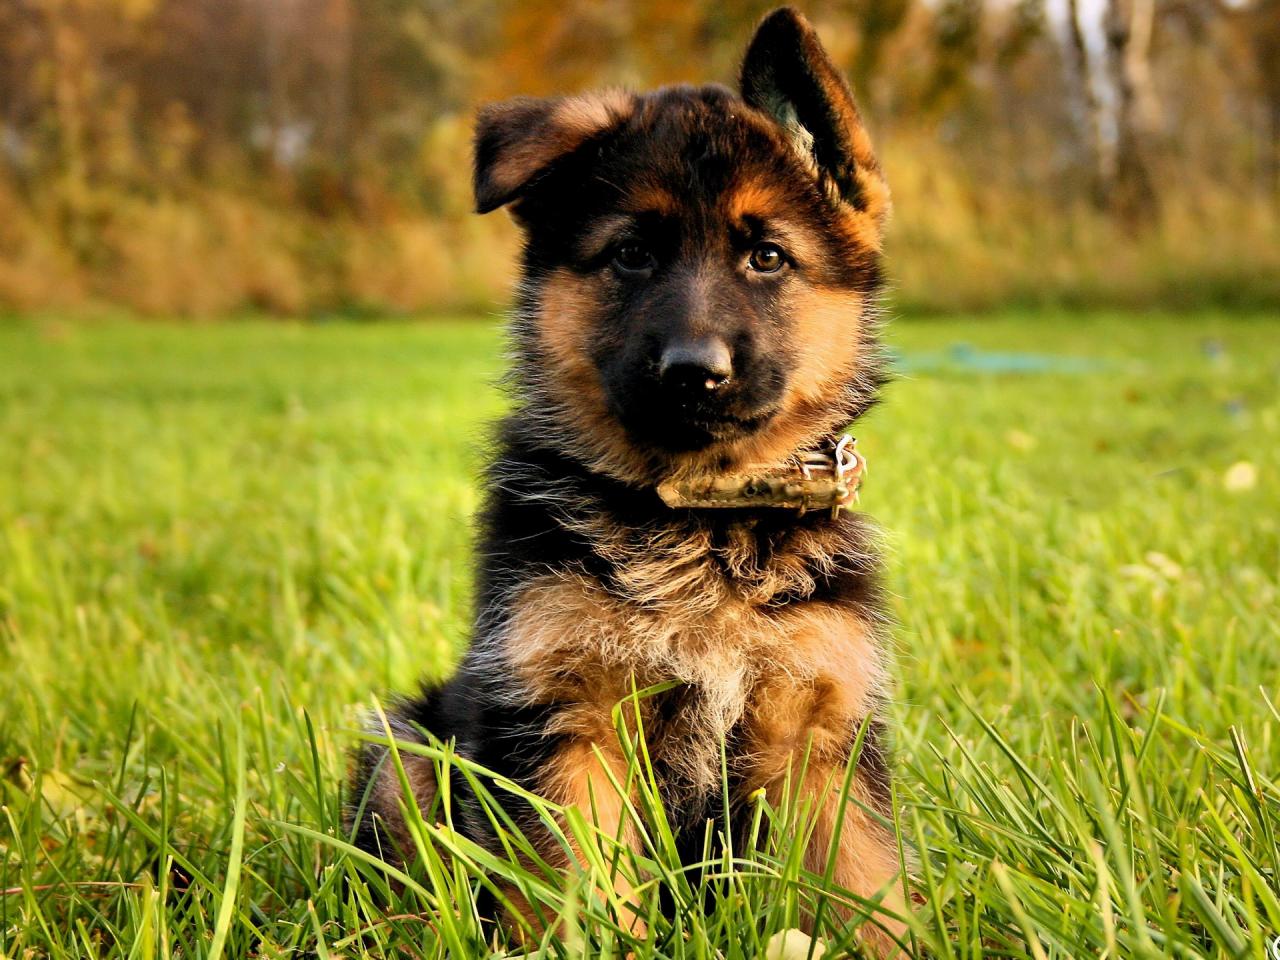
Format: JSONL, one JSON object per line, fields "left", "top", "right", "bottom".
{"left": 0, "top": 0, "right": 1277, "bottom": 317}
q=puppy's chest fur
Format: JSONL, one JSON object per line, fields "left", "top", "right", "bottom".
{"left": 475, "top": 456, "right": 888, "bottom": 801}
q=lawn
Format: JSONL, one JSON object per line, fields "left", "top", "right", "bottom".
{"left": 1, "top": 312, "right": 1278, "bottom": 958}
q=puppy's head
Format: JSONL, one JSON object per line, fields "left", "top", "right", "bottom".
{"left": 476, "top": 8, "right": 890, "bottom": 484}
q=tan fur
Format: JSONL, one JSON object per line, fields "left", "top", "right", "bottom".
{"left": 762, "top": 762, "right": 907, "bottom": 957}
{"left": 725, "top": 178, "right": 792, "bottom": 222}
{"left": 787, "top": 288, "right": 864, "bottom": 403}
{"left": 853, "top": 167, "right": 892, "bottom": 234}
{"left": 551, "top": 89, "right": 635, "bottom": 140}
{"left": 525, "top": 737, "right": 645, "bottom": 937}
{"left": 729, "top": 342, "right": 870, "bottom": 477}
{"left": 620, "top": 184, "right": 680, "bottom": 217}
{"left": 484, "top": 91, "right": 634, "bottom": 204}
{"left": 499, "top": 570, "right": 885, "bottom": 801}
{"left": 534, "top": 269, "right": 660, "bottom": 484}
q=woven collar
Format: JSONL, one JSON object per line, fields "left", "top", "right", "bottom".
{"left": 657, "top": 434, "right": 866, "bottom": 518}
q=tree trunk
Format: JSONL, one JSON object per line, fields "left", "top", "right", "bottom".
{"left": 1105, "top": 0, "right": 1160, "bottom": 227}
{"left": 1065, "top": 0, "right": 1110, "bottom": 207}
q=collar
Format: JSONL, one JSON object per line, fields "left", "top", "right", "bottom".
{"left": 656, "top": 434, "right": 866, "bottom": 519}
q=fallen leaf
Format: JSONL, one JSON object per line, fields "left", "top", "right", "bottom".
{"left": 765, "top": 929, "right": 826, "bottom": 960}
{"left": 1223, "top": 461, "right": 1257, "bottom": 493}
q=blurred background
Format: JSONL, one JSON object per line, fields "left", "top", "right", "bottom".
{"left": 0, "top": 0, "right": 1277, "bottom": 319}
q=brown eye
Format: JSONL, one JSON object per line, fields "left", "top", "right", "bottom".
{"left": 748, "top": 243, "right": 786, "bottom": 273}
{"left": 613, "top": 243, "right": 655, "bottom": 273}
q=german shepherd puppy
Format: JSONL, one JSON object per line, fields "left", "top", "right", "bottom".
{"left": 349, "top": 7, "right": 906, "bottom": 953}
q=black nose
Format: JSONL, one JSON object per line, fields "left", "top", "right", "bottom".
{"left": 659, "top": 336, "right": 733, "bottom": 393}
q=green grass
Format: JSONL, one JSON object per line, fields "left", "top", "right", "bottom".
{"left": 1, "top": 312, "right": 1278, "bottom": 958}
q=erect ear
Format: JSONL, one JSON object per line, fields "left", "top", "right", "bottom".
{"left": 740, "top": 7, "right": 889, "bottom": 226}
{"left": 473, "top": 90, "right": 634, "bottom": 215}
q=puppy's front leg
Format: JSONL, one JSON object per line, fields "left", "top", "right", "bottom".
{"left": 504, "top": 725, "right": 645, "bottom": 941}
{"left": 745, "top": 705, "right": 909, "bottom": 957}
{"left": 794, "top": 756, "right": 908, "bottom": 958}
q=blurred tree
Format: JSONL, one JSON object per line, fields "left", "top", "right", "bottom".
{"left": 0, "top": 4, "right": 44, "bottom": 185}
{"left": 926, "top": 0, "right": 985, "bottom": 113}
{"left": 995, "top": 0, "right": 1045, "bottom": 67}
{"left": 839, "top": 0, "right": 913, "bottom": 98}
{"left": 0, "top": 0, "right": 1275, "bottom": 314}
{"left": 1235, "top": 0, "right": 1280, "bottom": 192}
{"left": 1066, "top": 0, "right": 1110, "bottom": 206}
{"left": 1105, "top": 0, "right": 1159, "bottom": 225}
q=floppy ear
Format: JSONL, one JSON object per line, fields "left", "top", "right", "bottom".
{"left": 740, "top": 7, "right": 889, "bottom": 226}
{"left": 473, "top": 91, "right": 634, "bottom": 214}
